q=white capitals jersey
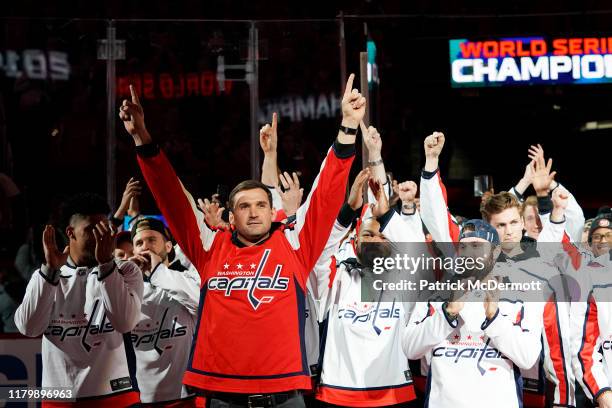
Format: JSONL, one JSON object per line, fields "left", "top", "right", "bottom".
{"left": 316, "top": 262, "right": 416, "bottom": 407}
{"left": 403, "top": 297, "right": 545, "bottom": 408}
{"left": 14, "top": 259, "right": 144, "bottom": 403}
{"left": 133, "top": 263, "right": 201, "bottom": 403}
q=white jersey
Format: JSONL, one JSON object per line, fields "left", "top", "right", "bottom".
{"left": 133, "top": 263, "right": 200, "bottom": 403}
{"left": 420, "top": 168, "right": 574, "bottom": 407}
{"left": 571, "top": 251, "right": 612, "bottom": 404}
{"left": 403, "top": 296, "right": 544, "bottom": 408}
{"left": 316, "top": 210, "right": 424, "bottom": 406}
{"left": 14, "top": 259, "right": 143, "bottom": 402}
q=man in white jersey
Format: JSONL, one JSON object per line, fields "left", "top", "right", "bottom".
{"left": 14, "top": 193, "right": 144, "bottom": 407}
{"left": 128, "top": 217, "right": 201, "bottom": 406}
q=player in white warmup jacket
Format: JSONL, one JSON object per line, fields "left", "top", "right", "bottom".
{"left": 14, "top": 193, "right": 144, "bottom": 407}
{"left": 403, "top": 219, "right": 545, "bottom": 408}
{"left": 128, "top": 217, "right": 201, "bottom": 406}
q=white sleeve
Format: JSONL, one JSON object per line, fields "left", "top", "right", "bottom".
{"left": 557, "top": 183, "right": 585, "bottom": 243}
{"left": 571, "top": 294, "right": 610, "bottom": 402}
{"left": 419, "top": 170, "right": 460, "bottom": 245}
{"left": 14, "top": 268, "right": 58, "bottom": 337}
{"left": 269, "top": 186, "right": 283, "bottom": 211}
{"left": 310, "top": 219, "right": 349, "bottom": 301}
{"left": 482, "top": 302, "right": 543, "bottom": 370}
{"left": 537, "top": 217, "right": 566, "bottom": 262}
{"left": 402, "top": 302, "right": 457, "bottom": 360}
{"left": 97, "top": 260, "right": 144, "bottom": 333}
{"left": 149, "top": 264, "right": 201, "bottom": 317}
{"left": 508, "top": 187, "right": 525, "bottom": 203}
{"left": 398, "top": 210, "right": 426, "bottom": 242}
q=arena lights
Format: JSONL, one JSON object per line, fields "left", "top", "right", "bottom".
{"left": 450, "top": 37, "right": 612, "bottom": 87}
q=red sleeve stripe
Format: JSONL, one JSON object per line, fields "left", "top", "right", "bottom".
{"left": 436, "top": 170, "right": 460, "bottom": 242}
{"left": 542, "top": 299, "right": 569, "bottom": 405}
{"left": 578, "top": 295, "right": 602, "bottom": 398}
{"left": 561, "top": 232, "right": 582, "bottom": 270}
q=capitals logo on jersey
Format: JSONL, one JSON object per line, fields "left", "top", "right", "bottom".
{"left": 207, "top": 249, "right": 290, "bottom": 310}
{"left": 44, "top": 300, "right": 114, "bottom": 352}
{"left": 433, "top": 336, "right": 508, "bottom": 376}
{"left": 130, "top": 308, "right": 188, "bottom": 354}
{"left": 338, "top": 299, "right": 401, "bottom": 335}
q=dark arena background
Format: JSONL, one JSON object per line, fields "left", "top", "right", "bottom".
{"left": 0, "top": 0, "right": 611, "bottom": 407}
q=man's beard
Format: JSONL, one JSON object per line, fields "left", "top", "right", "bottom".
{"left": 457, "top": 254, "right": 496, "bottom": 280}
{"left": 358, "top": 242, "right": 392, "bottom": 269}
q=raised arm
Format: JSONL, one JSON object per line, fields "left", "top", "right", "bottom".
{"left": 260, "top": 112, "right": 280, "bottom": 188}
{"left": 396, "top": 180, "right": 426, "bottom": 242}
{"left": 93, "top": 221, "right": 143, "bottom": 333}
{"left": 289, "top": 74, "right": 363, "bottom": 280}
{"left": 419, "top": 132, "right": 460, "bottom": 244}
{"left": 119, "top": 85, "right": 217, "bottom": 276}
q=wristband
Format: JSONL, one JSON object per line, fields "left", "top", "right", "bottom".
{"left": 368, "top": 158, "right": 384, "bottom": 167}
{"left": 339, "top": 125, "right": 358, "bottom": 135}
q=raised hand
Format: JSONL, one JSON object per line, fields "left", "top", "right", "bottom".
{"left": 341, "top": 74, "right": 366, "bottom": 129}
{"left": 276, "top": 172, "right": 304, "bottom": 217}
{"left": 129, "top": 254, "right": 151, "bottom": 273}
{"left": 92, "top": 221, "right": 117, "bottom": 265}
{"left": 119, "top": 85, "right": 151, "bottom": 145}
{"left": 347, "top": 168, "right": 371, "bottom": 210}
{"left": 198, "top": 198, "right": 228, "bottom": 228}
{"left": 42, "top": 225, "right": 69, "bottom": 271}
{"left": 370, "top": 179, "right": 390, "bottom": 218}
{"left": 259, "top": 112, "right": 278, "bottom": 155}
{"left": 360, "top": 121, "right": 382, "bottom": 160}
{"left": 552, "top": 187, "right": 569, "bottom": 210}
{"left": 424, "top": 132, "right": 445, "bottom": 160}
{"left": 531, "top": 146, "right": 556, "bottom": 197}
{"left": 397, "top": 181, "right": 418, "bottom": 203}
{"left": 114, "top": 177, "right": 142, "bottom": 219}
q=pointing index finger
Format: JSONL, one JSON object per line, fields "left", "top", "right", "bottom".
{"left": 344, "top": 73, "right": 355, "bottom": 99}
{"left": 272, "top": 112, "right": 278, "bottom": 132}
{"left": 129, "top": 84, "right": 140, "bottom": 105}
{"left": 359, "top": 121, "right": 368, "bottom": 136}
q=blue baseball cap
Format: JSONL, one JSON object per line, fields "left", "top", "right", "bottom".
{"left": 459, "top": 219, "right": 500, "bottom": 245}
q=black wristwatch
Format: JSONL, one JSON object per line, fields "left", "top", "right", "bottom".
{"left": 339, "top": 125, "right": 358, "bottom": 135}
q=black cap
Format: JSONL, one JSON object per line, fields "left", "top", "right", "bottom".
{"left": 130, "top": 217, "right": 172, "bottom": 242}
{"left": 589, "top": 214, "right": 612, "bottom": 243}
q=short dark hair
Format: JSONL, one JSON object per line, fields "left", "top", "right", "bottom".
{"left": 480, "top": 192, "right": 522, "bottom": 223}
{"left": 60, "top": 193, "right": 110, "bottom": 229}
{"left": 228, "top": 180, "right": 273, "bottom": 210}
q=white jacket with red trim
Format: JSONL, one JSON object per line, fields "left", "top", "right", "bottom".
{"left": 315, "top": 210, "right": 424, "bottom": 407}
{"left": 133, "top": 263, "right": 200, "bottom": 403}
{"left": 571, "top": 252, "right": 612, "bottom": 404}
{"left": 419, "top": 167, "right": 575, "bottom": 407}
{"left": 403, "top": 293, "right": 544, "bottom": 408}
{"left": 14, "top": 259, "right": 143, "bottom": 403}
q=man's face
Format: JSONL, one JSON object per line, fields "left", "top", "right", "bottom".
{"left": 230, "top": 188, "right": 274, "bottom": 243}
{"left": 488, "top": 207, "right": 524, "bottom": 251}
{"left": 590, "top": 227, "right": 612, "bottom": 258}
{"left": 355, "top": 218, "right": 391, "bottom": 267}
{"left": 67, "top": 214, "right": 108, "bottom": 267}
{"left": 114, "top": 241, "right": 134, "bottom": 260}
{"left": 523, "top": 205, "right": 542, "bottom": 240}
{"left": 133, "top": 229, "right": 172, "bottom": 262}
{"left": 457, "top": 237, "right": 497, "bottom": 278}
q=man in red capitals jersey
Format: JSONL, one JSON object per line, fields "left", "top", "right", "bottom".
{"left": 119, "top": 76, "right": 364, "bottom": 408}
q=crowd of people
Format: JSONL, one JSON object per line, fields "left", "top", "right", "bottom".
{"left": 5, "top": 74, "right": 612, "bottom": 408}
